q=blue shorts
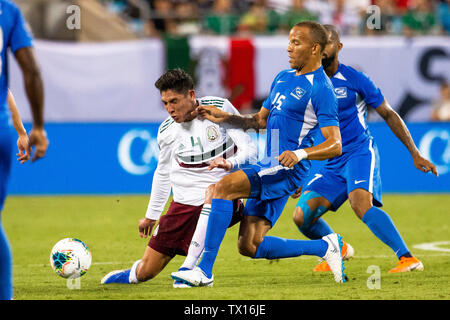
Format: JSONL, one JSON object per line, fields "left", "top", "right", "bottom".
{"left": 241, "top": 158, "right": 309, "bottom": 226}
{"left": 0, "top": 126, "right": 14, "bottom": 212}
{"left": 303, "top": 138, "right": 382, "bottom": 211}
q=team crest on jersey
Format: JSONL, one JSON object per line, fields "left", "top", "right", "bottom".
{"left": 206, "top": 125, "right": 220, "bottom": 142}
{"left": 334, "top": 87, "right": 348, "bottom": 99}
{"left": 290, "top": 87, "right": 306, "bottom": 100}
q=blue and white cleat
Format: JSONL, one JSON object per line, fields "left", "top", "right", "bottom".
{"left": 173, "top": 280, "right": 193, "bottom": 288}
{"left": 171, "top": 267, "right": 214, "bottom": 287}
{"left": 101, "top": 269, "right": 131, "bottom": 284}
{"left": 321, "top": 233, "right": 347, "bottom": 283}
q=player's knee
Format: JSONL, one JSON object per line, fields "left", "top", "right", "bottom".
{"left": 213, "top": 179, "right": 230, "bottom": 199}
{"left": 292, "top": 206, "right": 304, "bottom": 227}
{"left": 204, "top": 184, "right": 216, "bottom": 204}
{"left": 294, "top": 191, "right": 329, "bottom": 231}
{"left": 349, "top": 191, "right": 372, "bottom": 219}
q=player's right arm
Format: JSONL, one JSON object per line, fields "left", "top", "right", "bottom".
{"left": 8, "top": 90, "right": 31, "bottom": 163}
{"left": 140, "top": 121, "right": 174, "bottom": 238}
{"left": 195, "top": 71, "right": 289, "bottom": 130}
{"left": 197, "top": 106, "right": 269, "bottom": 131}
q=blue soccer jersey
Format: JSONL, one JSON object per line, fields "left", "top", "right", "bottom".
{"left": 303, "top": 63, "right": 386, "bottom": 211}
{"left": 328, "top": 63, "right": 384, "bottom": 155}
{"left": 242, "top": 66, "right": 339, "bottom": 226}
{"left": 0, "top": 0, "right": 33, "bottom": 126}
{"left": 262, "top": 67, "right": 339, "bottom": 167}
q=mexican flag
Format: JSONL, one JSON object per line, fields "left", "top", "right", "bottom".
{"left": 163, "top": 35, "right": 290, "bottom": 112}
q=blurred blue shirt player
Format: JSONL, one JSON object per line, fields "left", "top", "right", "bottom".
{"left": 1, "top": 0, "right": 47, "bottom": 300}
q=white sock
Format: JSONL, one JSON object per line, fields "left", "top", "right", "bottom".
{"left": 128, "top": 259, "right": 142, "bottom": 284}
{"left": 179, "top": 204, "right": 211, "bottom": 270}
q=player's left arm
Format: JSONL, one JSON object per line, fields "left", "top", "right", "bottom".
{"left": 277, "top": 126, "right": 342, "bottom": 168}
{"left": 375, "top": 100, "right": 438, "bottom": 176}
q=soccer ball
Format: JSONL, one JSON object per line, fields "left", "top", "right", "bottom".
{"left": 50, "top": 238, "right": 92, "bottom": 279}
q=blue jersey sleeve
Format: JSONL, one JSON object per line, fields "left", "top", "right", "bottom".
{"left": 357, "top": 71, "right": 384, "bottom": 109}
{"left": 9, "top": 4, "right": 33, "bottom": 53}
{"left": 311, "top": 78, "right": 339, "bottom": 128}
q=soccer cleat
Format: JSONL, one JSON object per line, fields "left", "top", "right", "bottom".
{"left": 313, "top": 241, "right": 354, "bottom": 272}
{"left": 321, "top": 234, "right": 347, "bottom": 283}
{"left": 171, "top": 267, "right": 214, "bottom": 287}
{"left": 100, "top": 269, "right": 131, "bottom": 284}
{"left": 173, "top": 280, "right": 193, "bottom": 288}
{"left": 388, "top": 256, "right": 424, "bottom": 273}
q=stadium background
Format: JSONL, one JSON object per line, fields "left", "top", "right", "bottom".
{"left": 7, "top": 0, "right": 450, "bottom": 195}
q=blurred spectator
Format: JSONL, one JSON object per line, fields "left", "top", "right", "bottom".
{"left": 197, "top": 0, "right": 214, "bottom": 12}
{"left": 203, "top": 0, "right": 241, "bottom": 35}
{"left": 431, "top": 82, "right": 450, "bottom": 121}
{"left": 280, "top": 0, "right": 319, "bottom": 31}
{"left": 174, "top": 0, "right": 201, "bottom": 35}
{"left": 238, "top": 0, "right": 281, "bottom": 34}
{"left": 145, "top": 0, "right": 177, "bottom": 37}
{"left": 393, "top": 0, "right": 411, "bottom": 14}
{"left": 402, "top": 0, "right": 437, "bottom": 35}
{"left": 436, "top": 0, "right": 450, "bottom": 34}
{"left": 330, "top": 0, "right": 363, "bottom": 35}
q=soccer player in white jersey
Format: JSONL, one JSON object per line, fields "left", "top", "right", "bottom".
{"left": 101, "top": 69, "right": 257, "bottom": 286}
{"left": 291, "top": 25, "right": 438, "bottom": 274}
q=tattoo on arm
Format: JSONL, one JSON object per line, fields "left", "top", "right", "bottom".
{"left": 226, "top": 113, "right": 264, "bottom": 131}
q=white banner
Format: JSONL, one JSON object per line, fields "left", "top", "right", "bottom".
{"left": 9, "top": 39, "right": 166, "bottom": 122}
{"left": 252, "top": 36, "right": 450, "bottom": 121}
{"left": 9, "top": 36, "right": 449, "bottom": 122}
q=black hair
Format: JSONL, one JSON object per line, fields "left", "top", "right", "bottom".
{"left": 323, "top": 24, "right": 341, "bottom": 43}
{"left": 154, "top": 68, "right": 194, "bottom": 94}
{"left": 293, "top": 21, "right": 328, "bottom": 51}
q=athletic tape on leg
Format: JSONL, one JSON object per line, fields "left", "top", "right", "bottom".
{"left": 297, "top": 191, "right": 327, "bottom": 231}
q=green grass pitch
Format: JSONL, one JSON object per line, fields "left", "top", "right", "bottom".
{"left": 3, "top": 194, "right": 450, "bottom": 300}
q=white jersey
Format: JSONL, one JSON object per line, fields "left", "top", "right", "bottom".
{"left": 145, "top": 96, "right": 257, "bottom": 220}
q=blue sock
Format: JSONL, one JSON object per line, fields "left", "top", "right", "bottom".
{"left": 198, "top": 199, "right": 233, "bottom": 278}
{"left": 0, "top": 222, "right": 12, "bottom": 300}
{"left": 254, "top": 236, "right": 328, "bottom": 259}
{"left": 299, "top": 218, "right": 334, "bottom": 240}
{"left": 362, "top": 207, "right": 410, "bottom": 259}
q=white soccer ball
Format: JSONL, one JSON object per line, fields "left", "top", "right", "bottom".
{"left": 50, "top": 238, "right": 92, "bottom": 279}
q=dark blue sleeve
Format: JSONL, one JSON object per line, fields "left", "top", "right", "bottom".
{"left": 311, "top": 78, "right": 339, "bottom": 128}
{"left": 9, "top": 4, "right": 33, "bottom": 53}
{"left": 262, "top": 70, "right": 286, "bottom": 110}
{"left": 357, "top": 71, "right": 384, "bottom": 108}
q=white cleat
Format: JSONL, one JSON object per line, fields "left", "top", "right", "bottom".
{"left": 171, "top": 267, "right": 214, "bottom": 287}
{"left": 173, "top": 280, "right": 193, "bottom": 288}
{"left": 322, "top": 233, "right": 347, "bottom": 283}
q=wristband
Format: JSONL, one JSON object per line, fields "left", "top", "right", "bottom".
{"left": 293, "top": 149, "right": 308, "bottom": 161}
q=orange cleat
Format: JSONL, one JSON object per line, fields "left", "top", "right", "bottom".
{"left": 388, "top": 256, "right": 424, "bottom": 273}
{"left": 313, "top": 241, "right": 354, "bottom": 272}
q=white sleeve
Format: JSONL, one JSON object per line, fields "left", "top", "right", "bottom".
{"left": 144, "top": 131, "right": 173, "bottom": 220}
{"left": 222, "top": 100, "right": 258, "bottom": 170}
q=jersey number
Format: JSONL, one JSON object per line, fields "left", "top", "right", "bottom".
{"left": 190, "top": 136, "right": 204, "bottom": 152}
{"left": 272, "top": 92, "right": 286, "bottom": 111}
